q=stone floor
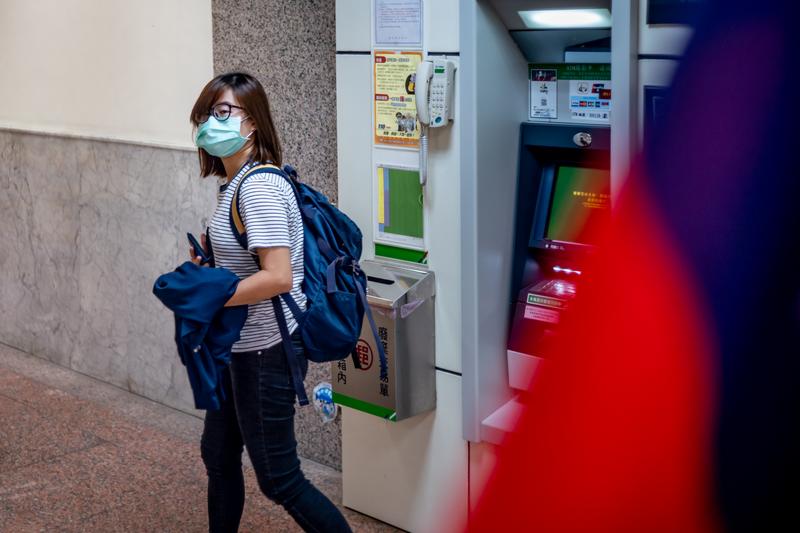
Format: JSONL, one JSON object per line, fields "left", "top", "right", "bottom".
{"left": 0, "top": 343, "right": 400, "bottom": 533}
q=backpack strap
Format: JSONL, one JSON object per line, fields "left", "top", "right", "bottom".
{"left": 229, "top": 163, "right": 289, "bottom": 259}
{"left": 271, "top": 296, "right": 310, "bottom": 406}
{"left": 354, "top": 277, "right": 389, "bottom": 383}
{"left": 280, "top": 292, "right": 305, "bottom": 323}
{"left": 230, "top": 163, "right": 310, "bottom": 405}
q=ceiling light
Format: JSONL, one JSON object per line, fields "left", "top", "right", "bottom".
{"left": 519, "top": 8, "right": 612, "bottom": 29}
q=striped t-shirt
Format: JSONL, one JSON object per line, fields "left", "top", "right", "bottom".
{"left": 207, "top": 161, "right": 306, "bottom": 352}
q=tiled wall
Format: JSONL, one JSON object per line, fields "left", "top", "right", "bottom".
{"left": 212, "top": 0, "right": 341, "bottom": 468}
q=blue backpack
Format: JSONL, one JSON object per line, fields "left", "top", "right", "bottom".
{"left": 229, "top": 163, "right": 388, "bottom": 405}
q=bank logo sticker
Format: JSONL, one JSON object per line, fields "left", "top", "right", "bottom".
{"left": 354, "top": 339, "right": 374, "bottom": 371}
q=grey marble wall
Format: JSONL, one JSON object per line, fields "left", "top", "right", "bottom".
{"left": 212, "top": 0, "right": 338, "bottom": 202}
{"left": 0, "top": 130, "right": 214, "bottom": 414}
{"left": 0, "top": 127, "right": 342, "bottom": 470}
{"left": 0, "top": 1, "right": 341, "bottom": 472}
{"left": 213, "top": 0, "right": 341, "bottom": 468}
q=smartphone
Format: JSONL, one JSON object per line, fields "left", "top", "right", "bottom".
{"left": 187, "top": 233, "right": 210, "bottom": 265}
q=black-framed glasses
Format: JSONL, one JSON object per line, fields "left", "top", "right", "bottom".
{"left": 198, "top": 103, "right": 246, "bottom": 123}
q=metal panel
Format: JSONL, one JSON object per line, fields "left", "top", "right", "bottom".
{"left": 336, "top": 0, "right": 372, "bottom": 51}
{"left": 336, "top": 54, "right": 375, "bottom": 259}
{"left": 425, "top": 0, "right": 460, "bottom": 52}
{"left": 611, "top": 0, "right": 640, "bottom": 199}
{"left": 638, "top": 0, "right": 693, "bottom": 56}
{"left": 341, "top": 371, "right": 467, "bottom": 531}
{"left": 460, "top": 0, "right": 529, "bottom": 442}
{"left": 333, "top": 260, "right": 436, "bottom": 421}
{"left": 422, "top": 54, "right": 463, "bottom": 374}
{"left": 510, "top": 29, "right": 611, "bottom": 63}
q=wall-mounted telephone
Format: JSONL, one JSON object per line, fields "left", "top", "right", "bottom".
{"left": 416, "top": 59, "right": 456, "bottom": 127}
{"left": 415, "top": 58, "right": 456, "bottom": 185}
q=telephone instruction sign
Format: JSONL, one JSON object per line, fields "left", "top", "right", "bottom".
{"left": 374, "top": 50, "right": 423, "bottom": 147}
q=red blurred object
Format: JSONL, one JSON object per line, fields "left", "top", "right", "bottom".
{"left": 468, "top": 175, "right": 719, "bottom": 532}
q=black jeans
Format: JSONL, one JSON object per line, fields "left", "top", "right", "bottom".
{"left": 200, "top": 334, "right": 351, "bottom": 533}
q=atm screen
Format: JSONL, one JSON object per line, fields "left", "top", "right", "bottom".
{"left": 545, "top": 166, "right": 610, "bottom": 246}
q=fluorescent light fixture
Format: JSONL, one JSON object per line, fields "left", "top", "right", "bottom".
{"left": 519, "top": 8, "right": 612, "bottom": 29}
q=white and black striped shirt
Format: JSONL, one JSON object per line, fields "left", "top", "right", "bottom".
{"left": 207, "top": 161, "right": 306, "bottom": 352}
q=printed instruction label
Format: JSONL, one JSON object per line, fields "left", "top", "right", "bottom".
{"left": 529, "top": 68, "right": 558, "bottom": 119}
{"left": 524, "top": 305, "right": 560, "bottom": 324}
{"left": 374, "top": 0, "right": 422, "bottom": 47}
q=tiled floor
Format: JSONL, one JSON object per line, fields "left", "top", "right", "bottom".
{"left": 0, "top": 343, "right": 400, "bottom": 533}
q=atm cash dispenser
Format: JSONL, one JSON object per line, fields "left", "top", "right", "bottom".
{"left": 507, "top": 123, "right": 610, "bottom": 390}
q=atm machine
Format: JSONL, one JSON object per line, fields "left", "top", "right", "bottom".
{"left": 506, "top": 123, "right": 610, "bottom": 390}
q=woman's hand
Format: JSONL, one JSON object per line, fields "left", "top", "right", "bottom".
{"left": 189, "top": 232, "right": 209, "bottom": 266}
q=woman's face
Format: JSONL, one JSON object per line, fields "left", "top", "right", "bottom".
{"left": 213, "top": 88, "right": 255, "bottom": 138}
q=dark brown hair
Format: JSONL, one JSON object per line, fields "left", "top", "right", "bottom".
{"left": 190, "top": 72, "right": 282, "bottom": 177}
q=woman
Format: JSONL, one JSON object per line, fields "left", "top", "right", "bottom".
{"left": 188, "top": 72, "right": 351, "bottom": 533}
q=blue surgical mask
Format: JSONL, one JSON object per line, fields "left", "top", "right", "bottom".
{"left": 194, "top": 116, "right": 252, "bottom": 158}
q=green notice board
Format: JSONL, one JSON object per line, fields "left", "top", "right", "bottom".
{"left": 375, "top": 165, "right": 425, "bottom": 252}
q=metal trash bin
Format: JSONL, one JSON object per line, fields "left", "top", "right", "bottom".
{"left": 332, "top": 259, "right": 436, "bottom": 421}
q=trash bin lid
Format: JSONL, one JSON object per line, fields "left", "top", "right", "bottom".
{"left": 360, "top": 259, "right": 435, "bottom": 309}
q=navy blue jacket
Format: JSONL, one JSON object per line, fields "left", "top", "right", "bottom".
{"left": 152, "top": 261, "right": 248, "bottom": 410}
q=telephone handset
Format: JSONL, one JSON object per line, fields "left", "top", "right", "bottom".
{"left": 415, "top": 58, "right": 456, "bottom": 185}
{"left": 416, "top": 61, "right": 433, "bottom": 126}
